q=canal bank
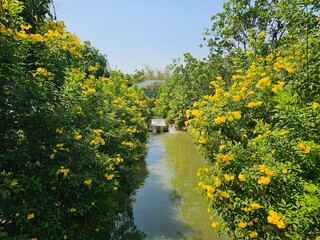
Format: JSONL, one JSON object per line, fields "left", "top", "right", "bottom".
{"left": 132, "top": 131, "right": 230, "bottom": 240}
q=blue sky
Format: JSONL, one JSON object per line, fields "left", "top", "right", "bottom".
{"left": 55, "top": 0, "right": 225, "bottom": 74}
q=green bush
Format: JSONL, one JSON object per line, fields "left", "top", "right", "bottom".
{"left": 0, "top": 1, "right": 149, "bottom": 238}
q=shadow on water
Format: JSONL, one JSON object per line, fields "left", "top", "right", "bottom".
{"left": 110, "top": 201, "right": 146, "bottom": 240}
{"left": 110, "top": 152, "right": 149, "bottom": 240}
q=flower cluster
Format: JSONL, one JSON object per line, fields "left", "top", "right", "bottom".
{"left": 56, "top": 166, "right": 70, "bottom": 177}
{"left": 267, "top": 210, "right": 286, "bottom": 229}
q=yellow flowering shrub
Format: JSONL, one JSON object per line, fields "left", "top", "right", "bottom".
{"left": 0, "top": 1, "right": 150, "bottom": 238}
{"left": 188, "top": 28, "right": 320, "bottom": 239}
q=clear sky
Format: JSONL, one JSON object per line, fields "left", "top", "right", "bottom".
{"left": 54, "top": 0, "right": 225, "bottom": 74}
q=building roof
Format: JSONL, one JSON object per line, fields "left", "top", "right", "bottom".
{"left": 151, "top": 118, "right": 166, "bottom": 127}
{"left": 136, "top": 80, "right": 165, "bottom": 89}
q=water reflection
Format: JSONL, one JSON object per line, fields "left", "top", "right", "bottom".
{"left": 110, "top": 201, "right": 147, "bottom": 240}
{"left": 168, "top": 189, "right": 182, "bottom": 207}
{"left": 110, "top": 154, "right": 149, "bottom": 240}
{"left": 131, "top": 131, "right": 230, "bottom": 240}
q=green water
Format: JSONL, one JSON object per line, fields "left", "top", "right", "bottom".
{"left": 132, "top": 131, "right": 230, "bottom": 240}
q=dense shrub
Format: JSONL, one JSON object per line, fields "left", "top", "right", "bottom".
{"left": 0, "top": 1, "right": 149, "bottom": 239}
{"left": 156, "top": 0, "right": 320, "bottom": 239}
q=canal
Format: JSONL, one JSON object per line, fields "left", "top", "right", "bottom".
{"left": 131, "top": 131, "right": 230, "bottom": 240}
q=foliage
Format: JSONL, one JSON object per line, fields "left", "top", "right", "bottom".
{"left": 0, "top": 1, "right": 149, "bottom": 239}
{"left": 204, "top": 0, "right": 319, "bottom": 55}
{"left": 189, "top": 34, "right": 320, "bottom": 238}
{"left": 156, "top": 0, "right": 320, "bottom": 239}
{"left": 155, "top": 53, "right": 231, "bottom": 127}
{"left": 129, "top": 64, "right": 171, "bottom": 84}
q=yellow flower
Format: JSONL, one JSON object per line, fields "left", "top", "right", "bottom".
{"left": 311, "top": 102, "right": 319, "bottom": 110}
{"left": 272, "top": 81, "right": 285, "bottom": 92}
{"left": 280, "top": 130, "right": 288, "bottom": 135}
{"left": 214, "top": 177, "right": 221, "bottom": 188}
{"left": 304, "top": 145, "right": 311, "bottom": 153}
{"left": 219, "top": 145, "right": 225, "bottom": 150}
{"left": 256, "top": 77, "right": 271, "bottom": 89}
{"left": 265, "top": 169, "right": 274, "bottom": 176}
{"left": 56, "top": 143, "right": 64, "bottom": 148}
{"left": 258, "top": 176, "right": 271, "bottom": 185}
{"left": 71, "top": 68, "right": 81, "bottom": 73}
{"left": 248, "top": 101, "right": 263, "bottom": 108}
{"left": 282, "top": 168, "right": 288, "bottom": 174}
{"left": 69, "top": 47, "right": 82, "bottom": 58}
{"left": 224, "top": 173, "right": 235, "bottom": 182}
{"left": 56, "top": 166, "right": 70, "bottom": 177}
{"left": 83, "top": 88, "right": 96, "bottom": 95}
{"left": 286, "top": 65, "right": 297, "bottom": 73}
{"left": 233, "top": 95, "right": 240, "bottom": 102}
{"left": 232, "top": 111, "right": 241, "bottom": 120}
{"left": 267, "top": 210, "right": 286, "bottom": 229}
{"left": 238, "top": 173, "right": 246, "bottom": 181}
{"left": 249, "top": 231, "right": 258, "bottom": 238}
{"left": 105, "top": 173, "right": 114, "bottom": 180}
{"left": 115, "top": 156, "right": 124, "bottom": 164}
{"left": 84, "top": 179, "right": 92, "bottom": 185}
{"left": 93, "top": 129, "right": 103, "bottom": 135}
{"left": 227, "top": 115, "right": 234, "bottom": 121}
{"left": 259, "top": 164, "right": 267, "bottom": 173}
{"left": 20, "top": 24, "right": 32, "bottom": 31}
{"left": 69, "top": 208, "right": 77, "bottom": 212}
{"left": 214, "top": 116, "right": 226, "bottom": 125}
{"left": 27, "top": 213, "right": 35, "bottom": 220}
{"left": 255, "top": 101, "right": 262, "bottom": 107}
{"left": 36, "top": 67, "right": 48, "bottom": 75}
{"left": 219, "top": 191, "right": 230, "bottom": 199}
{"left": 50, "top": 153, "right": 55, "bottom": 159}
{"left": 207, "top": 191, "right": 214, "bottom": 200}
{"left": 277, "top": 220, "right": 286, "bottom": 229}
{"left": 237, "top": 221, "right": 247, "bottom": 228}
{"left": 191, "top": 109, "right": 202, "bottom": 117}
{"left": 30, "top": 33, "right": 44, "bottom": 42}
{"left": 299, "top": 143, "right": 311, "bottom": 153}
{"left": 88, "top": 66, "right": 97, "bottom": 72}
{"left": 243, "top": 207, "right": 251, "bottom": 213}
{"left": 251, "top": 202, "right": 261, "bottom": 210}
{"left": 75, "top": 135, "right": 82, "bottom": 140}
{"left": 10, "top": 181, "right": 18, "bottom": 186}
{"left": 248, "top": 102, "right": 255, "bottom": 108}
{"left": 63, "top": 234, "right": 68, "bottom": 239}
{"left": 211, "top": 221, "right": 219, "bottom": 228}
{"left": 217, "top": 153, "right": 234, "bottom": 165}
